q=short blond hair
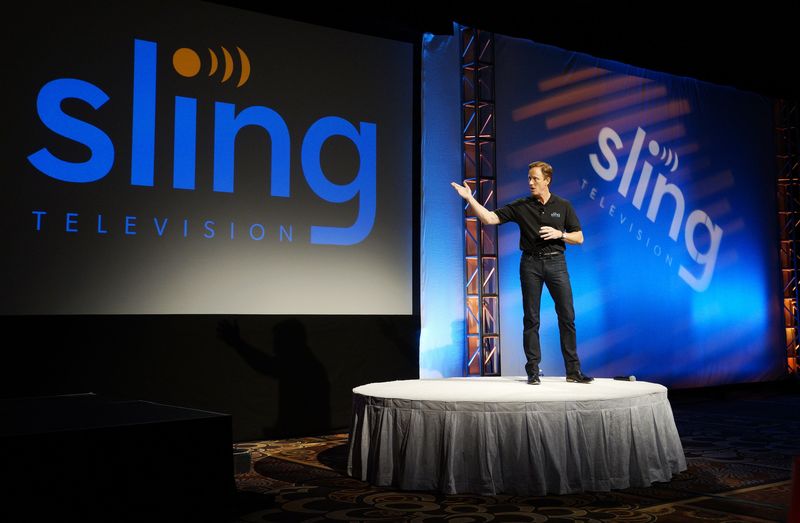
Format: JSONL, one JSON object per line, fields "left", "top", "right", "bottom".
{"left": 528, "top": 161, "right": 553, "bottom": 182}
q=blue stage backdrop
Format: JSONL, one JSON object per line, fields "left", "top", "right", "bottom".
{"left": 420, "top": 27, "right": 785, "bottom": 387}
{"left": 4, "top": 0, "right": 411, "bottom": 315}
{"left": 493, "top": 35, "right": 784, "bottom": 387}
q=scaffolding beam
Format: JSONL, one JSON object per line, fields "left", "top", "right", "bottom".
{"left": 460, "top": 27, "right": 500, "bottom": 376}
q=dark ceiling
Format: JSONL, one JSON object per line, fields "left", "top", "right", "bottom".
{"left": 210, "top": 2, "right": 798, "bottom": 101}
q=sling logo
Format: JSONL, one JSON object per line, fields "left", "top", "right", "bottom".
{"left": 26, "top": 39, "right": 376, "bottom": 245}
{"left": 589, "top": 126, "right": 723, "bottom": 292}
{"left": 172, "top": 45, "right": 251, "bottom": 87}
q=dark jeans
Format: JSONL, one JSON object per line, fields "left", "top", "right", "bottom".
{"left": 520, "top": 251, "right": 581, "bottom": 377}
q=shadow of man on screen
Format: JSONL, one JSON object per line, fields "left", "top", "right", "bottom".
{"left": 218, "top": 318, "right": 331, "bottom": 438}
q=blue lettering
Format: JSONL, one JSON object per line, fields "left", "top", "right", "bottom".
{"left": 249, "top": 223, "right": 265, "bottom": 240}
{"left": 213, "top": 102, "right": 290, "bottom": 195}
{"left": 154, "top": 217, "right": 168, "bottom": 236}
{"left": 302, "top": 117, "right": 376, "bottom": 245}
{"left": 97, "top": 214, "right": 108, "bottom": 234}
{"left": 32, "top": 211, "right": 46, "bottom": 231}
{"left": 131, "top": 39, "right": 157, "bottom": 186}
{"left": 28, "top": 38, "right": 379, "bottom": 248}
{"left": 66, "top": 212, "right": 78, "bottom": 232}
{"left": 280, "top": 225, "right": 292, "bottom": 242}
{"left": 204, "top": 220, "right": 216, "bottom": 238}
{"left": 27, "top": 79, "right": 114, "bottom": 182}
{"left": 125, "top": 216, "right": 137, "bottom": 235}
{"left": 174, "top": 96, "right": 197, "bottom": 189}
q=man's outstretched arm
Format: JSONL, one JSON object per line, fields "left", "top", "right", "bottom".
{"left": 450, "top": 181, "right": 500, "bottom": 225}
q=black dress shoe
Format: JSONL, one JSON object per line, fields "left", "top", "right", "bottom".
{"left": 527, "top": 375, "right": 541, "bottom": 385}
{"left": 566, "top": 372, "right": 594, "bottom": 383}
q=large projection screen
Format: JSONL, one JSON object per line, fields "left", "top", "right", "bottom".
{"left": 4, "top": 1, "right": 412, "bottom": 315}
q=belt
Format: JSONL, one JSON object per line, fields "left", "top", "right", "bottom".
{"left": 524, "top": 250, "right": 562, "bottom": 258}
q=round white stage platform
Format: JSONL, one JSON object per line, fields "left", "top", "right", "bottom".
{"left": 347, "top": 376, "right": 687, "bottom": 495}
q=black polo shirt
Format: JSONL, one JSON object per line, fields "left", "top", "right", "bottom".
{"left": 493, "top": 193, "right": 582, "bottom": 254}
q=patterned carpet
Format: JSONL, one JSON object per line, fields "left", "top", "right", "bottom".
{"left": 232, "top": 383, "right": 800, "bottom": 522}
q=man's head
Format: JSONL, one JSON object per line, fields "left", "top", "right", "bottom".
{"left": 527, "top": 161, "right": 553, "bottom": 198}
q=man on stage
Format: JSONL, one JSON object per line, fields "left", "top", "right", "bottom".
{"left": 451, "top": 161, "right": 593, "bottom": 385}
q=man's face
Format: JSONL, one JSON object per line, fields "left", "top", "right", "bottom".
{"left": 528, "top": 167, "right": 549, "bottom": 197}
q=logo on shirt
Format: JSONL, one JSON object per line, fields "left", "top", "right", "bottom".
{"left": 550, "top": 212, "right": 561, "bottom": 218}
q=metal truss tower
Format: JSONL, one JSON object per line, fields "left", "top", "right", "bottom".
{"left": 460, "top": 27, "right": 500, "bottom": 376}
{"left": 776, "top": 99, "right": 800, "bottom": 376}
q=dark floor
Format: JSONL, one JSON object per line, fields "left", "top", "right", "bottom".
{"left": 233, "top": 378, "right": 800, "bottom": 522}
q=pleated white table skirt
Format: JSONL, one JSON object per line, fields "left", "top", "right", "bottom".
{"left": 347, "top": 377, "right": 687, "bottom": 495}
